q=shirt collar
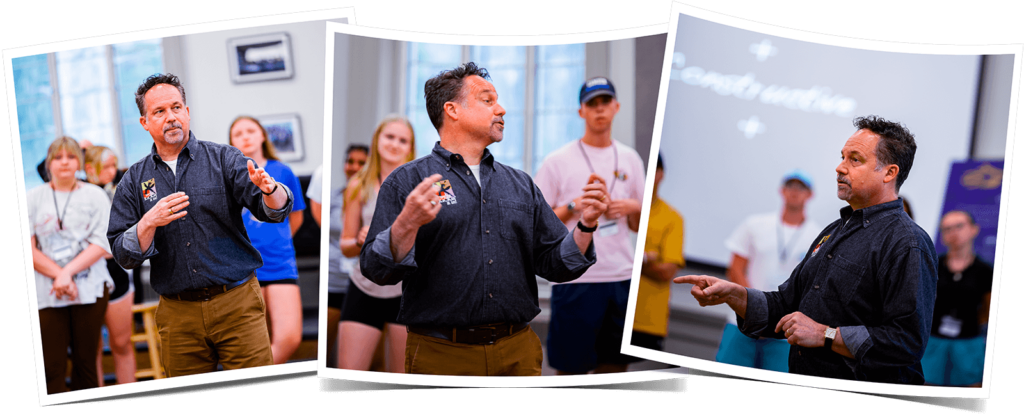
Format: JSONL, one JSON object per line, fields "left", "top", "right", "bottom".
{"left": 149, "top": 131, "right": 197, "bottom": 163}
{"left": 839, "top": 197, "right": 905, "bottom": 228}
{"left": 430, "top": 141, "right": 495, "bottom": 171}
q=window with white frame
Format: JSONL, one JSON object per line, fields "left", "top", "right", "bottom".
{"left": 13, "top": 39, "right": 164, "bottom": 190}
{"left": 404, "top": 43, "right": 586, "bottom": 174}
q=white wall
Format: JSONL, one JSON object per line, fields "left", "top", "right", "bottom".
{"left": 329, "top": 35, "right": 402, "bottom": 193}
{"left": 169, "top": 19, "right": 346, "bottom": 177}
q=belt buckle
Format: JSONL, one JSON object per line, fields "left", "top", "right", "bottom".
{"left": 201, "top": 287, "right": 211, "bottom": 301}
{"left": 467, "top": 326, "right": 498, "bottom": 345}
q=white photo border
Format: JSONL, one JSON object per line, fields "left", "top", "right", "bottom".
{"left": 621, "top": 1, "right": 1021, "bottom": 399}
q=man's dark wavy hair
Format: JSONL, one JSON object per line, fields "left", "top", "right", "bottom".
{"left": 135, "top": 73, "right": 186, "bottom": 117}
{"left": 423, "top": 62, "right": 490, "bottom": 132}
{"left": 854, "top": 115, "right": 916, "bottom": 191}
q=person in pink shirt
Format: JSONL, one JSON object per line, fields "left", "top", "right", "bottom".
{"left": 535, "top": 77, "right": 647, "bottom": 374}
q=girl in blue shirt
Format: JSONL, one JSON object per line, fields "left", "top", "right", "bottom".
{"left": 230, "top": 116, "right": 306, "bottom": 365}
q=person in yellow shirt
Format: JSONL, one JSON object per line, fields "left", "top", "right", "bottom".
{"left": 632, "top": 154, "right": 685, "bottom": 351}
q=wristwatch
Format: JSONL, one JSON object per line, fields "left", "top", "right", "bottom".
{"left": 567, "top": 200, "right": 577, "bottom": 213}
{"left": 824, "top": 327, "right": 837, "bottom": 350}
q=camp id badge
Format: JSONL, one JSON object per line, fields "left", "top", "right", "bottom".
{"left": 598, "top": 221, "right": 619, "bottom": 237}
{"left": 51, "top": 240, "right": 74, "bottom": 263}
{"left": 938, "top": 314, "right": 963, "bottom": 338}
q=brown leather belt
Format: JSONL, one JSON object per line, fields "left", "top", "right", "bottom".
{"left": 409, "top": 322, "right": 529, "bottom": 345}
{"left": 168, "top": 273, "right": 254, "bottom": 302}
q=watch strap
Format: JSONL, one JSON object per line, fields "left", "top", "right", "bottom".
{"left": 824, "top": 327, "right": 836, "bottom": 350}
{"left": 576, "top": 220, "right": 598, "bottom": 233}
{"left": 261, "top": 182, "right": 279, "bottom": 196}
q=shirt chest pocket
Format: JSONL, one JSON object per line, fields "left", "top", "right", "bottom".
{"left": 822, "top": 253, "right": 866, "bottom": 305}
{"left": 498, "top": 198, "right": 534, "bottom": 242}
{"left": 191, "top": 186, "right": 227, "bottom": 224}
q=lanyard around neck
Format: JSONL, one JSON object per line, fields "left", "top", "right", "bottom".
{"left": 578, "top": 139, "right": 618, "bottom": 196}
{"left": 50, "top": 182, "right": 76, "bottom": 231}
{"left": 776, "top": 221, "right": 801, "bottom": 262}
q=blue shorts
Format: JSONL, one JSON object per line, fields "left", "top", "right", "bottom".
{"left": 546, "top": 280, "right": 633, "bottom": 373}
{"left": 715, "top": 323, "right": 789, "bottom": 373}
{"left": 921, "top": 335, "right": 986, "bottom": 386}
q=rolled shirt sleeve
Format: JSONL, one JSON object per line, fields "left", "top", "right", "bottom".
{"left": 736, "top": 288, "right": 770, "bottom": 336}
{"left": 363, "top": 225, "right": 418, "bottom": 286}
{"left": 535, "top": 190, "right": 597, "bottom": 283}
{"left": 108, "top": 168, "right": 155, "bottom": 270}
{"left": 119, "top": 223, "right": 159, "bottom": 265}
{"left": 553, "top": 225, "right": 597, "bottom": 277}
{"left": 360, "top": 180, "right": 413, "bottom": 286}
{"left": 259, "top": 184, "right": 293, "bottom": 221}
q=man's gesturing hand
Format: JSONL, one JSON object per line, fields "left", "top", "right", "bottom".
{"left": 388, "top": 174, "right": 443, "bottom": 263}
{"left": 673, "top": 275, "right": 748, "bottom": 317}
{"left": 672, "top": 275, "right": 737, "bottom": 305}
{"left": 577, "top": 173, "right": 609, "bottom": 228}
{"left": 775, "top": 312, "right": 827, "bottom": 348}
{"left": 247, "top": 159, "right": 278, "bottom": 194}
{"left": 397, "top": 174, "right": 444, "bottom": 228}
{"left": 143, "top": 192, "right": 189, "bottom": 227}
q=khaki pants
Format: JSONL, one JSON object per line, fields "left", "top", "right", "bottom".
{"left": 155, "top": 277, "right": 273, "bottom": 376}
{"left": 405, "top": 325, "right": 543, "bottom": 376}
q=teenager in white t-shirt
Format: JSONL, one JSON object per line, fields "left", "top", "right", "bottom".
{"left": 535, "top": 77, "right": 647, "bottom": 375}
{"left": 716, "top": 170, "right": 820, "bottom": 372}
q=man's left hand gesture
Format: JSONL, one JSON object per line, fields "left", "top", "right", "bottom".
{"left": 775, "top": 311, "right": 828, "bottom": 348}
{"left": 247, "top": 160, "right": 278, "bottom": 194}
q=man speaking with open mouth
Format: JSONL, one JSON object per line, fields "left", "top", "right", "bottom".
{"left": 360, "top": 63, "right": 608, "bottom": 376}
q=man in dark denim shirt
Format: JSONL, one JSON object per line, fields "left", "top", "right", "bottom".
{"left": 676, "top": 116, "right": 938, "bottom": 384}
{"left": 107, "top": 74, "right": 294, "bottom": 376}
{"left": 360, "top": 63, "right": 608, "bottom": 376}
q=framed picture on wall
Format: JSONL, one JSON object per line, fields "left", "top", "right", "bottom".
{"left": 259, "top": 113, "right": 304, "bottom": 162}
{"left": 227, "top": 32, "right": 294, "bottom": 83}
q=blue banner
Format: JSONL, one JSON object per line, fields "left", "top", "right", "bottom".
{"left": 935, "top": 161, "right": 1003, "bottom": 264}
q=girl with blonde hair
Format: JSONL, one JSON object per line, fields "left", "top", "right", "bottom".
{"left": 338, "top": 115, "right": 415, "bottom": 372}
